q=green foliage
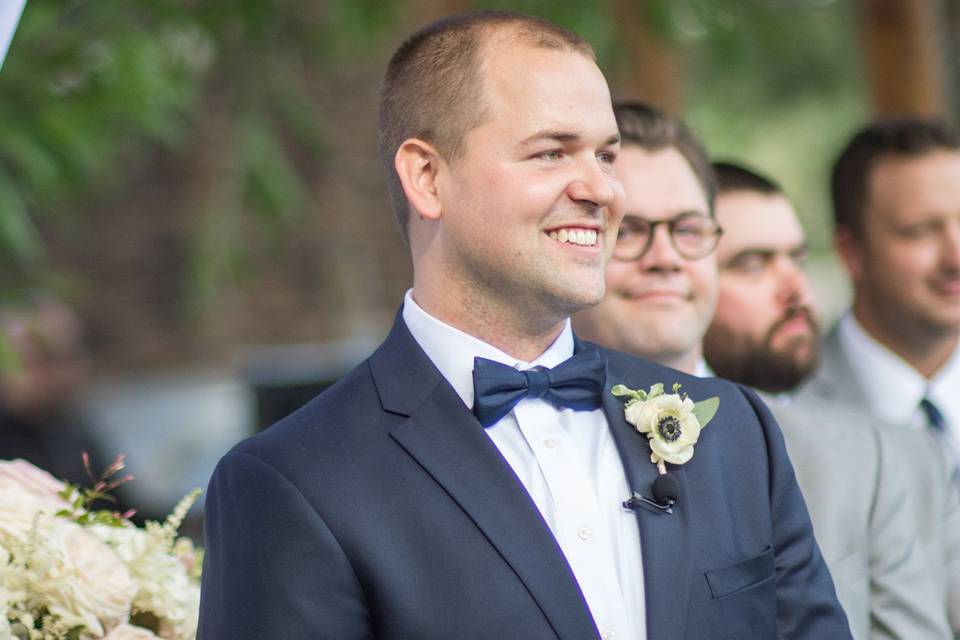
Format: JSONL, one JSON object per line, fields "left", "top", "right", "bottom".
{"left": 675, "top": 0, "right": 868, "bottom": 254}
{"left": 0, "top": 0, "right": 406, "bottom": 304}
{"left": 0, "top": 0, "right": 205, "bottom": 298}
{"left": 0, "top": 0, "right": 867, "bottom": 307}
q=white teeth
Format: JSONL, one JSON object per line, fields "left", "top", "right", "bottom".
{"left": 548, "top": 228, "right": 598, "bottom": 246}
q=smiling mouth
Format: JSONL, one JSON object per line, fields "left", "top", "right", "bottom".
{"left": 630, "top": 290, "right": 687, "bottom": 302}
{"left": 547, "top": 228, "right": 598, "bottom": 247}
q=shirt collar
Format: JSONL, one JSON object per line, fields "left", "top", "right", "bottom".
{"left": 694, "top": 358, "right": 713, "bottom": 378}
{"left": 836, "top": 311, "right": 957, "bottom": 425}
{"left": 927, "top": 340, "right": 960, "bottom": 430}
{"left": 401, "top": 289, "right": 574, "bottom": 410}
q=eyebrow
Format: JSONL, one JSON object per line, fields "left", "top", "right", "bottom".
{"left": 621, "top": 209, "right": 710, "bottom": 221}
{"left": 520, "top": 131, "right": 621, "bottom": 147}
{"left": 724, "top": 243, "right": 808, "bottom": 267}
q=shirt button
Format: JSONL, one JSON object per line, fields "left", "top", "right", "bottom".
{"left": 601, "top": 631, "right": 616, "bottom": 639}
{"left": 544, "top": 438, "right": 558, "bottom": 450}
{"left": 577, "top": 526, "right": 592, "bottom": 540}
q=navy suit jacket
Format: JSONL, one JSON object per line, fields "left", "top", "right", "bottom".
{"left": 199, "top": 315, "right": 851, "bottom": 639}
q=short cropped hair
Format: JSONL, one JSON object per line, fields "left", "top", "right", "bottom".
{"left": 378, "top": 10, "right": 595, "bottom": 237}
{"left": 613, "top": 101, "right": 717, "bottom": 213}
{"left": 831, "top": 118, "right": 960, "bottom": 238}
{"left": 713, "top": 161, "right": 783, "bottom": 196}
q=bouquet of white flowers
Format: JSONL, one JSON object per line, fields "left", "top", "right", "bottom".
{"left": 0, "top": 457, "right": 201, "bottom": 640}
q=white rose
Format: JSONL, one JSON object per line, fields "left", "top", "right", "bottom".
{"left": 0, "top": 459, "right": 70, "bottom": 508}
{"left": 0, "top": 460, "right": 71, "bottom": 548}
{"left": 32, "top": 518, "right": 135, "bottom": 636}
{"left": 0, "top": 484, "right": 56, "bottom": 550}
{"left": 104, "top": 624, "right": 159, "bottom": 639}
{"left": 633, "top": 394, "right": 702, "bottom": 465}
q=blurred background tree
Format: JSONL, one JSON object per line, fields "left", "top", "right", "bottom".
{"left": 0, "top": 0, "right": 401, "bottom": 302}
{"left": 0, "top": 0, "right": 956, "bottom": 370}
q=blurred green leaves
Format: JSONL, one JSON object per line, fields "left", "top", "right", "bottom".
{"left": 0, "top": 0, "right": 204, "bottom": 298}
{"left": 0, "top": 0, "right": 402, "bottom": 307}
{"left": 0, "top": 0, "right": 862, "bottom": 309}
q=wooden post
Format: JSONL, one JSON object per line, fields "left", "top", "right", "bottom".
{"left": 609, "top": 0, "right": 687, "bottom": 113}
{"left": 859, "top": 0, "right": 948, "bottom": 117}
{"left": 945, "top": 0, "right": 960, "bottom": 121}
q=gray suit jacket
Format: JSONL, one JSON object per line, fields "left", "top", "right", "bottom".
{"left": 798, "top": 327, "right": 960, "bottom": 637}
{"left": 768, "top": 396, "right": 950, "bottom": 639}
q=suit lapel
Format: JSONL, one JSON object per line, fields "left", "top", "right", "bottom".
{"left": 599, "top": 350, "right": 692, "bottom": 640}
{"left": 801, "top": 327, "right": 870, "bottom": 406}
{"left": 371, "top": 316, "right": 601, "bottom": 640}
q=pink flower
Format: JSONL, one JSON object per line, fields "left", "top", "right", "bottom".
{"left": 0, "top": 459, "right": 71, "bottom": 547}
{"left": 0, "top": 459, "right": 70, "bottom": 509}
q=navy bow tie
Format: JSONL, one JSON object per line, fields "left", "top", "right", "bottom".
{"left": 471, "top": 348, "right": 606, "bottom": 428}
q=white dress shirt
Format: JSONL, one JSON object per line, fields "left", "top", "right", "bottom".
{"left": 402, "top": 291, "right": 645, "bottom": 640}
{"left": 837, "top": 312, "right": 960, "bottom": 466}
{"left": 693, "top": 358, "right": 712, "bottom": 378}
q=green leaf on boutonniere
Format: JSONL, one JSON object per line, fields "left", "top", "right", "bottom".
{"left": 648, "top": 383, "right": 665, "bottom": 399}
{"left": 692, "top": 397, "right": 720, "bottom": 427}
{"left": 612, "top": 384, "right": 647, "bottom": 403}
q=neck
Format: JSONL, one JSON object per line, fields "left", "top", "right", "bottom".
{"left": 852, "top": 299, "right": 959, "bottom": 378}
{"left": 411, "top": 283, "right": 567, "bottom": 362}
{"left": 657, "top": 349, "right": 700, "bottom": 376}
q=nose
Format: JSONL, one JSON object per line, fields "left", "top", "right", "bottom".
{"left": 941, "top": 219, "right": 960, "bottom": 270}
{"left": 776, "top": 257, "right": 814, "bottom": 307}
{"left": 567, "top": 155, "right": 617, "bottom": 210}
{"left": 638, "top": 222, "right": 682, "bottom": 272}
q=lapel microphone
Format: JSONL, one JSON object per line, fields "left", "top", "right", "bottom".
{"left": 623, "top": 473, "right": 680, "bottom": 515}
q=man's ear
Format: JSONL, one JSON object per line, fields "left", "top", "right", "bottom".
{"left": 834, "top": 225, "right": 865, "bottom": 282}
{"left": 394, "top": 139, "right": 444, "bottom": 221}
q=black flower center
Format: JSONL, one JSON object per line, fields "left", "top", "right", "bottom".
{"left": 657, "top": 415, "right": 682, "bottom": 442}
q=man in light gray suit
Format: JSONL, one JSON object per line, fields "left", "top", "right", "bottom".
{"left": 799, "top": 118, "right": 960, "bottom": 634}
{"left": 574, "top": 113, "right": 950, "bottom": 639}
{"left": 704, "top": 160, "right": 959, "bottom": 638}
{"left": 803, "top": 118, "right": 960, "bottom": 470}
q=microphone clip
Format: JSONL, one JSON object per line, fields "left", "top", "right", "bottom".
{"left": 622, "top": 492, "right": 674, "bottom": 515}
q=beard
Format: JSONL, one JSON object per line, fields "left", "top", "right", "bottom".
{"left": 704, "top": 306, "right": 821, "bottom": 393}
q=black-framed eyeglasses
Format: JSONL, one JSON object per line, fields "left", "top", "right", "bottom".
{"left": 612, "top": 212, "right": 723, "bottom": 262}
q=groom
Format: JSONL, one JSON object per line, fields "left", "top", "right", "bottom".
{"left": 198, "top": 11, "right": 851, "bottom": 639}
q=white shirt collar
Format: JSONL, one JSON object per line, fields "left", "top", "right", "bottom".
{"left": 928, "top": 338, "right": 960, "bottom": 432}
{"left": 401, "top": 289, "right": 574, "bottom": 410}
{"left": 837, "top": 311, "right": 960, "bottom": 427}
{"left": 694, "top": 358, "right": 713, "bottom": 378}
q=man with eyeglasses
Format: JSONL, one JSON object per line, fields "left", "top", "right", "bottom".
{"left": 573, "top": 101, "right": 722, "bottom": 375}
{"left": 576, "top": 104, "right": 952, "bottom": 639}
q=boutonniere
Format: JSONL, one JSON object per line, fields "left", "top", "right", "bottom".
{"left": 612, "top": 382, "right": 719, "bottom": 473}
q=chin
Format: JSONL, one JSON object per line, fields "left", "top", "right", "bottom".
{"left": 561, "top": 293, "right": 605, "bottom": 316}
{"left": 554, "top": 279, "right": 606, "bottom": 312}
